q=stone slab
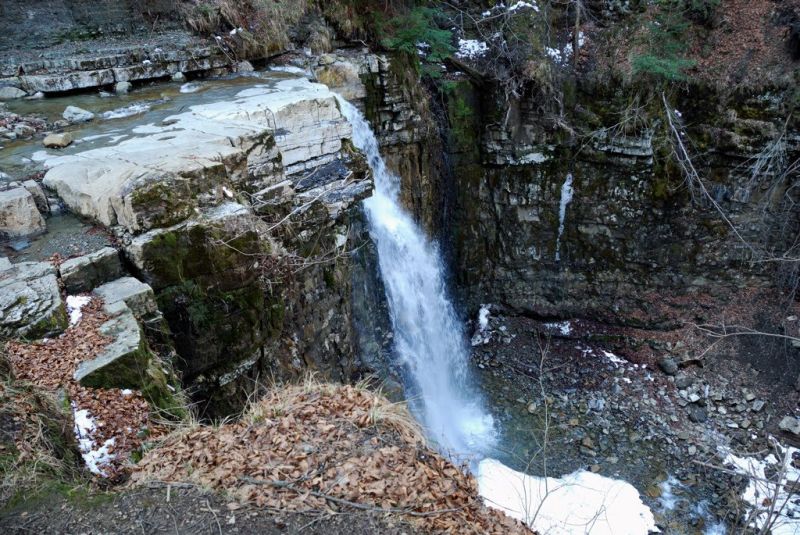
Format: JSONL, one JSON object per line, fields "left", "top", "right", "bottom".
{"left": 93, "top": 277, "right": 158, "bottom": 319}
{"left": 60, "top": 247, "right": 123, "bottom": 294}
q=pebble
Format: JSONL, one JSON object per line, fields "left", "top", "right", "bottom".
{"left": 779, "top": 416, "right": 800, "bottom": 436}
{"left": 658, "top": 357, "right": 679, "bottom": 376}
{"left": 675, "top": 374, "right": 693, "bottom": 389}
{"left": 688, "top": 405, "right": 707, "bottom": 423}
{"left": 752, "top": 399, "right": 765, "bottom": 412}
{"left": 741, "top": 419, "right": 751, "bottom": 429}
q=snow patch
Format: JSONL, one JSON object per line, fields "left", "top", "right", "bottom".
{"left": 456, "top": 39, "right": 489, "bottom": 59}
{"left": 509, "top": 1, "right": 539, "bottom": 12}
{"left": 72, "top": 405, "right": 115, "bottom": 476}
{"left": 478, "top": 305, "right": 491, "bottom": 331}
{"left": 601, "top": 350, "right": 627, "bottom": 367}
{"left": 66, "top": 295, "right": 91, "bottom": 326}
{"left": 472, "top": 304, "right": 493, "bottom": 346}
{"left": 555, "top": 173, "right": 574, "bottom": 261}
{"left": 269, "top": 65, "right": 308, "bottom": 75}
{"left": 722, "top": 439, "right": 800, "bottom": 535}
{"left": 478, "top": 458, "right": 657, "bottom": 534}
{"left": 545, "top": 321, "right": 572, "bottom": 335}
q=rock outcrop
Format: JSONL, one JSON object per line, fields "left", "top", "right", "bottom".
{"left": 73, "top": 297, "right": 175, "bottom": 411}
{"left": 0, "top": 261, "right": 68, "bottom": 339}
{"left": 43, "top": 78, "right": 356, "bottom": 232}
{"left": 37, "top": 73, "right": 374, "bottom": 416}
{"left": 434, "top": 80, "right": 800, "bottom": 328}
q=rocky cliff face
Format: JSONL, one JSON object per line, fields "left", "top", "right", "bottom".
{"left": 31, "top": 77, "right": 373, "bottom": 417}
{"left": 439, "top": 80, "right": 799, "bottom": 328}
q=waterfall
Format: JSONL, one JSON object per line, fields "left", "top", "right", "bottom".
{"left": 554, "top": 173, "right": 574, "bottom": 262}
{"left": 336, "top": 96, "right": 494, "bottom": 458}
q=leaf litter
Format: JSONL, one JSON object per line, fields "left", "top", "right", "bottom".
{"left": 133, "top": 382, "right": 533, "bottom": 534}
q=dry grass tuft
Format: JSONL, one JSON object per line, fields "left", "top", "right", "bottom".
{"left": 182, "top": 0, "right": 309, "bottom": 58}
{"left": 0, "top": 351, "right": 79, "bottom": 508}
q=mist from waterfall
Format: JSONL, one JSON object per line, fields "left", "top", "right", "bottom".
{"left": 336, "top": 96, "right": 495, "bottom": 458}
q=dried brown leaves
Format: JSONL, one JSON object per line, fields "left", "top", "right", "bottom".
{"left": 133, "top": 383, "right": 532, "bottom": 534}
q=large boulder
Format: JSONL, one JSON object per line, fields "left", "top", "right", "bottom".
{"left": 43, "top": 132, "right": 74, "bottom": 149}
{"left": 22, "top": 180, "right": 49, "bottom": 214}
{"left": 73, "top": 302, "right": 178, "bottom": 412}
{"left": 0, "top": 187, "right": 45, "bottom": 238}
{"left": 0, "top": 261, "right": 68, "bottom": 339}
{"left": 43, "top": 78, "right": 353, "bottom": 233}
{"left": 59, "top": 247, "right": 123, "bottom": 294}
{"left": 0, "top": 86, "right": 26, "bottom": 100}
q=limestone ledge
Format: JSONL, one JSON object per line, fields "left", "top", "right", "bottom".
{"left": 42, "top": 78, "right": 362, "bottom": 234}
{"left": 0, "top": 44, "right": 233, "bottom": 93}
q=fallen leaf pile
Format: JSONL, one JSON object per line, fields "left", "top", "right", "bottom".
{"left": 133, "top": 382, "right": 532, "bottom": 534}
{"left": 6, "top": 298, "right": 164, "bottom": 479}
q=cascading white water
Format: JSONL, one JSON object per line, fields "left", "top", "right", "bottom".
{"left": 336, "top": 96, "right": 495, "bottom": 457}
{"left": 337, "top": 95, "right": 660, "bottom": 534}
{"left": 554, "top": 173, "right": 574, "bottom": 262}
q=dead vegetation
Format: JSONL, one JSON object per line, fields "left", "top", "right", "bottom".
{"left": 133, "top": 377, "right": 532, "bottom": 534}
{"left": 5, "top": 298, "right": 169, "bottom": 481}
{"left": 181, "top": 0, "right": 312, "bottom": 58}
{"left": 0, "top": 349, "right": 79, "bottom": 508}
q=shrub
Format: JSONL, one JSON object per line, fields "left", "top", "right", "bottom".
{"left": 632, "top": 0, "right": 697, "bottom": 82}
{"left": 381, "top": 7, "right": 454, "bottom": 77}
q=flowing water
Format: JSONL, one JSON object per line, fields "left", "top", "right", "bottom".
{"left": 336, "top": 96, "right": 495, "bottom": 459}
{"left": 338, "top": 97, "right": 660, "bottom": 534}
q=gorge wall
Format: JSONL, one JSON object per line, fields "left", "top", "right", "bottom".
{"left": 439, "top": 79, "right": 800, "bottom": 328}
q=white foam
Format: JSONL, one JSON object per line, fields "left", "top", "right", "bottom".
{"left": 101, "top": 102, "right": 151, "bottom": 120}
